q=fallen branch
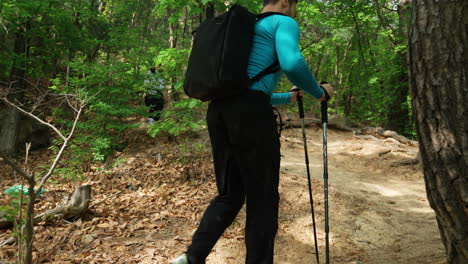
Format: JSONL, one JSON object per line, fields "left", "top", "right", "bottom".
{"left": 281, "top": 118, "right": 320, "bottom": 129}
{"left": 0, "top": 185, "right": 91, "bottom": 247}
{"left": 281, "top": 116, "right": 359, "bottom": 131}
{"left": 354, "top": 127, "right": 418, "bottom": 146}
{"left": 0, "top": 237, "right": 15, "bottom": 248}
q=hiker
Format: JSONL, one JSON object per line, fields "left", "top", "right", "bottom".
{"left": 171, "top": 0, "right": 333, "bottom": 263}
{"left": 144, "top": 66, "right": 166, "bottom": 124}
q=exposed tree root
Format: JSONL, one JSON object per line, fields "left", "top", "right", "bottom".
{"left": 0, "top": 185, "right": 91, "bottom": 247}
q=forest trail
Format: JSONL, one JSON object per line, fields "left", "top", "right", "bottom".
{"left": 206, "top": 128, "right": 446, "bottom": 264}
{"left": 0, "top": 126, "right": 447, "bottom": 263}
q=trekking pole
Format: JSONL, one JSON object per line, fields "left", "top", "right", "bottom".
{"left": 320, "top": 82, "right": 331, "bottom": 264}
{"left": 292, "top": 87, "right": 320, "bottom": 264}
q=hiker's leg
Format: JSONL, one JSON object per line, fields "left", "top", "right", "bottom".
{"left": 228, "top": 91, "right": 280, "bottom": 264}
{"left": 242, "top": 142, "right": 280, "bottom": 264}
{"left": 145, "top": 96, "right": 158, "bottom": 120}
{"left": 186, "top": 101, "right": 245, "bottom": 264}
{"left": 153, "top": 96, "right": 165, "bottom": 121}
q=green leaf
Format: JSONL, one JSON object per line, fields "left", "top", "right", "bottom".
{"left": 189, "top": 122, "right": 199, "bottom": 129}
{"left": 188, "top": 100, "right": 198, "bottom": 109}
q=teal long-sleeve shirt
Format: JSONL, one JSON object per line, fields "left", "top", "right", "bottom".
{"left": 247, "top": 14, "right": 324, "bottom": 105}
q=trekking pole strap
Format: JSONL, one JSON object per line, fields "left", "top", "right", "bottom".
{"left": 272, "top": 107, "right": 283, "bottom": 138}
{"left": 291, "top": 87, "right": 304, "bottom": 118}
{"left": 320, "top": 85, "right": 329, "bottom": 124}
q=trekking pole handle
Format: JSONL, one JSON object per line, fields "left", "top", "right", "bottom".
{"left": 291, "top": 87, "right": 304, "bottom": 119}
{"left": 321, "top": 101, "right": 328, "bottom": 124}
{"left": 320, "top": 82, "right": 330, "bottom": 124}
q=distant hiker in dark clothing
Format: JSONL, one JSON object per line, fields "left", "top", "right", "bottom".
{"left": 171, "top": 0, "right": 333, "bottom": 263}
{"left": 144, "top": 66, "right": 166, "bottom": 124}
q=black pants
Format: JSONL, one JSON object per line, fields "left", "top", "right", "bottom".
{"left": 144, "top": 93, "right": 164, "bottom": 120}
{"left": 186, "top": 90, "right": 281, "bottom": 264}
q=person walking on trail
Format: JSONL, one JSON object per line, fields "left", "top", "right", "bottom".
{"left": 144, "top": 66, "right": 166, "bottom": 124}
{"left": 171, "top": 0, "right": 333, "bottom": 263}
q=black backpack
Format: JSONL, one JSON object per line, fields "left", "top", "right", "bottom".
{"left": 184, "top": 4, "right": 284, "bottom": 101}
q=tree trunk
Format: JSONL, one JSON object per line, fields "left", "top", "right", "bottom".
{"left": 182, "top": 6, "right": 188, "bottom": 38}
{"left": 167, "top": 7, "right": 177, "bottom": 49}
{"left": 0, "top": 107, "right": 19, "bottom": 156}
{"left": 387, "top": 0, "right": 412, "bottom": 134}
{"left": 314, "top": 54, "right": 323, "bottom": 78}
{"left": 0, "top": 28, "right": 28, "bottom": 156}
{"left": 408, "top": 1, "right": 468, "bottom": 263}
{"left": 23, "top": 180, "right": 35, "bottom": 264}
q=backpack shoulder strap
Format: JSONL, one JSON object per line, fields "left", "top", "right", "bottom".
{"left": 249, "top": 12, "right": 288, "bottom": 84}
{"left": 257, "top": 12, "right": 287, "bottom": 20}
{"left": 250, "top": 60, "right": 280, "bottom": 83}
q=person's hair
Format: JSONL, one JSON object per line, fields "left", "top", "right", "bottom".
{"left": 263, "top": 0, "right": 297, "bottom": 6}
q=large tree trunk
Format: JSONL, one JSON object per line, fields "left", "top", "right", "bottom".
{"left": 387, "top": 0, "right": 412, "bottom": 134}
{"left": 0, "top": 29, "right": 28, "bottom": 156}
{"left": 408, "top": 1, "right": 468, "bottom": 263}
{"left": 0, "top": 107, "right": 20, "bottom": 156}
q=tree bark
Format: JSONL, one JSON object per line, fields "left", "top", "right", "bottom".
{"left": 409, "top": 1, "right": 468, "bottom": 263}
{"left": 23, "top": 180, "right": 35, "bottom": 264}
{"left": 167, "top": 7, "right": 178, "bottom": 49}
{"left": 0, "top": 26, "right": 28, "bottom": 156}
{"left": 314, "top": 54, "right": 323, "bottom": 78}
{"left": 386, "top": 0, "right": 412, "bottom": 134}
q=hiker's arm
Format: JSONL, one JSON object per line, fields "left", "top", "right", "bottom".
{"left": 271, "top": 92, "right": 291, "bottom": 105}
{"left": 270, "top": 88, "right": 303, "bottom": 105}
{"left": 275, "top": 18, "right": 323, "bottom": 100}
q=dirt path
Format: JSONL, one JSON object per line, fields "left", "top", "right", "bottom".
{"left": 0, "top": 127, "right": 447, "bottom": 263}
{"left": 206, "top": 128, "right": 446, "bottom": 264}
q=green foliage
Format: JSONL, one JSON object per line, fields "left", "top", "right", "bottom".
{"left": 46, "top": 59, "right": 145, "bottom": 176}
{"left": 0, "top": 205, "right": 17, "bottom": 223}
{"left": 294, "top": 0, "right": 414, "bottom": 134}
{"left": 1, "top": 0, "right": 416, "bottom": 177}
{"left": 1, "top": 188, "right": 31, "bottom": 224}
{"left": 154, "top": 48, "right": 190, "bottom": 90}
{"left": 148, "top": 98, "right": 206, "bottom": 137}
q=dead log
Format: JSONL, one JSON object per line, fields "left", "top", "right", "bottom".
{"left": 354, "top": 127, "right": 418, "bottom": 146}
{"left": 281, "top": 118, "right": 320, "bottom": 129}
{"left": 280, "top": 116, "right": 359, "bottom": 131}
{"left": 0, "top": 185, "right": 91, "bottom": 247}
